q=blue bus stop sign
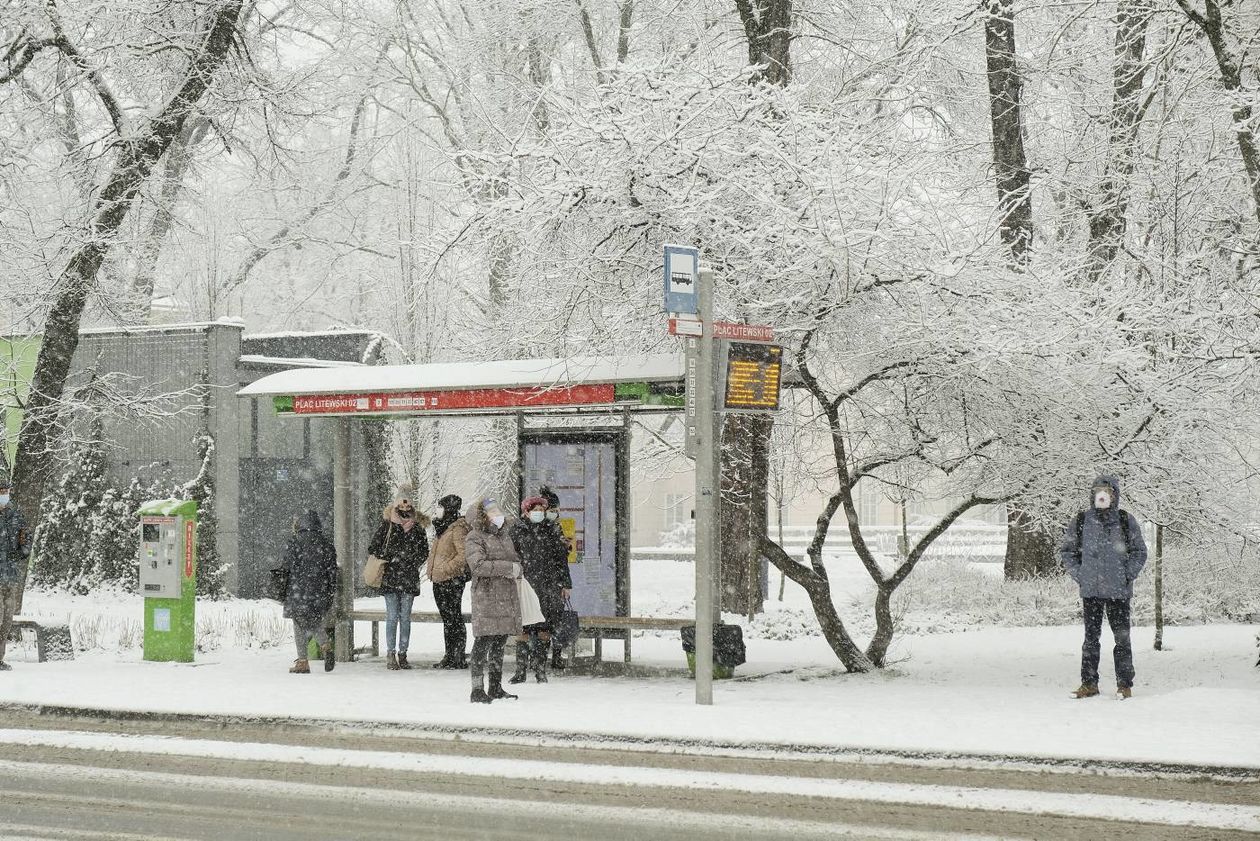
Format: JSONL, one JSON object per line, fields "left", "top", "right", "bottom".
{"left": 663, "top": 244, "right": 700, "bottom": 314}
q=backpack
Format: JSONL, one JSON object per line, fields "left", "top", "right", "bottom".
{"left": 1073, "top": 509, "right": 1133, "bottom": 556}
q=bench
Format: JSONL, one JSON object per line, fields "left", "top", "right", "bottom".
{"left": 345, "top": 610, "right": 690, "bottom": 663}
{"left": 7, "top": 618, "right": 74, "bottom": 662}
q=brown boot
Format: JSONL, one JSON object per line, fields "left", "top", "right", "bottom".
{"left": 290, "top": 659, "right": 310, "bottom": 674}
{"left": 397, "top": 654, "right": 412, "bottom": 670}
{"left": 1117, "top": 686, "right": 1132, "bottom": 700}
{"left": 386, "top": 653, "right": 400, "bottom": 670}
{"left": 1071, "top": 684, "right": 1099, "bottom": 699}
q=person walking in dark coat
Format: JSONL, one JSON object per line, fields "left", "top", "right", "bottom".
{"left": 1060, "top": 475, "right": 1148, "bottom": 699}
{"left": 281, "top": 510, "right": 339, "bottom": 674}
{"left": 465, "top": 497, "right": 522, "bottom": 704}
{"left": 368, "top": 484, "right": 430, "bottom": 670}
{"left": 0, "top": 471, "right": 32, "bottom": 672}
{"left": 427, "top": 493, "right": 470, "bottom": 669}
{"left": 509, "top": 494, "right": 571, "bottom": 684}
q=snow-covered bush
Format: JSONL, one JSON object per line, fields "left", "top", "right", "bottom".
{"left": 658, "top": 520, "right": 695, "bottom": 549}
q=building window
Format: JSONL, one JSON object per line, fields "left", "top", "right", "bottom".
{"left": 859, "top": 486, "right": 881, "bottom": 526}
{"left": 664, "top": 492, "right": 692, "bottom": 530}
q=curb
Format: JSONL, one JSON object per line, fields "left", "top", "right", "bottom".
{"left": 1, "top": 700, "right": 1257, "bottom": 781}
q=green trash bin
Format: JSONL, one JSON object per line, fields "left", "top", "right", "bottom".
{"left": 681, "top": 623, "right": 745, "bottom": 679}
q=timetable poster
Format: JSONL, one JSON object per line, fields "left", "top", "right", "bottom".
{"left": 523, "top": 440, "right": 618, "bottom": 617}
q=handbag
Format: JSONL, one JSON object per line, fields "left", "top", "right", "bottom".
{"left": 555, "top": 597, "right": 580, "bottom": 646}
{"left": 266, "top": 567, "right": 289, "bottom": 603}
{"left": 363, "top": 523, "right": 394, "bottom": 588}
{"left": 517, "top": 578, "right": 546, "bottom": 627}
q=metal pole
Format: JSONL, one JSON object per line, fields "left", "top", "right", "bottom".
{"left": 694, "top": 265, "right": 718, "bottom": 705}
{"left": 334, "top": 418, "right": 353, "bottom": 662}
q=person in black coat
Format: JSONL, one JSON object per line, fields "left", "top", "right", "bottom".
{"left": 281, "top": 510, "right": 339, "bottom": 674}
{"left": 509, "top": 493, "right": 572, "bottom": 683}
{"left": 368, "top": 484, "right": 430, "bottom": 670}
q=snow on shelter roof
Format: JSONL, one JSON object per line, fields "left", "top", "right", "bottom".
{"left": 236, "top": 354, "right": 684, "bottom": 399}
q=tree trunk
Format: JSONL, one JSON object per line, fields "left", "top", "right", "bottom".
{"left": 866, "top": 585, "right": 895, "bottom": 667}
{"left": 983, "top": 0, "right": 1033, "bottom": 264}
{"left": 1153, "top": 522, "right": 1164, "bottom": 651}
{"left": 761, "top": 535, "right": 873, "bottom": 671}
{"left": 720, "top": 413, "right": 772, "bottom": 616}
{"left": 10, "top": 1, "right": 245, "bottom": 607}
{"left": 1086, "top": 0, "right": 1152, "bottom": 279}
{"left": 1175, "top": 0, "right": 1260, "bottom": 229}
{"left": 735, "top": 0, "right": 792, "bottom": 86}
{"left": 1004, "top": 505, "right": 1059, "bottom": 579}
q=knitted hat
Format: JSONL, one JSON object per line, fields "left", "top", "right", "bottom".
{"left": 521, "top": 495, "right": 549, "bottom": 514}
{"left": 394, "top": 482, "right": 417, "bottom": 505}
{"left": 437, "top": 494, "right": 462, "bottom": 512}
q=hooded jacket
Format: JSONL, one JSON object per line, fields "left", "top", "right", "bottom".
{"left": 464, "top": 501, "right": 521, "bottom": 637}
{"left": 280, "top": 510, "right": 338, "bottom": 623}
{"left": 1060, "top": 475, "right": 1148, "bottom": 600}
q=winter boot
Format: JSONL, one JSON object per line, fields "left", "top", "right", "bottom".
{"left": 551, "top": 645, "right": 566, "bottom": 671}
{"left": 386, "top": 653, "right": 400, "bottom": 671}
{"left": 289, "top": 659, "right": 310, "bottom": 674}
{"left": 470, "top": 670, "right": 492, "bottom": 704}
{"left": 509, "top": 640, "right": 529, "bottom": 684}
{"left": 0, "top": 661, "right": 11, "bottom": 672}
{"left": 397, "top": 653, "right": 412, "bottom": 670}
{"left": 1116, "top": 685, "right": 1133, "bottom": 700}
{"left": 431, "top": 656, "right": 452, "bottom": 669}
{"left": 322, "top": 645, "right": 335, "bottom": 673}
{"left": 488, "top": 673, "right": 518, "bottom": 701}
{"left": 533, "top": 638, "right": 548, "bottom": 684}
{"left": 451, "top": 653, "right": 469, "bottom": 670}
{"left": 1071, "top": 684, "right": 1099, "bottom": 699}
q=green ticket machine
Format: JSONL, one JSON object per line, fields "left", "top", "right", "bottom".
{"left": 137, "top": 499, "right": 198, "bottom": 662}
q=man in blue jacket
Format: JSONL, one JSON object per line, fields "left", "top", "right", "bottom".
{"left": 1060, "top": 475, "right": 1147, "bottom": 699}
{"left": 0, "top": 471, "right": 32, "bottom": 671}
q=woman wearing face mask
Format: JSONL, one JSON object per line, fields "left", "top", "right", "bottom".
{"left": 509, "top": 494, "right": 572, "bottom": 683}
{"left": 367, "top": 483, "right": 430, "bottom": 670}
{"left": 464, "top": 497, "right": 522, "bottom": 703}
{"left": 427, "top": 494, "right": 470, "bottom": 669}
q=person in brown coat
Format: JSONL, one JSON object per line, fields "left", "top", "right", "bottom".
{"left": 427, "top": 494, "right": 470, "bottom": 669}
{"left": 464, "top": 497, "right": 522, "bottom": 704}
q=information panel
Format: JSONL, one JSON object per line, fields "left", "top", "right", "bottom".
{"left": 722, "top": 342, "right": 783, "bottom": 412}
{"left": 522, "top": 435, "right": 621, "bottom": 618}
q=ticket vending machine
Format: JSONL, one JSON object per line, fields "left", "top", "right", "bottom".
{"left": 137, "top": 499, "right": 198, "bottom": 662}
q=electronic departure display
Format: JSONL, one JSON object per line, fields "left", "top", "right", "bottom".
{"left": 723, "top": 342, "right": 783, "bottom": 412}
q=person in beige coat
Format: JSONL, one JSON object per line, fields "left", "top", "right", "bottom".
{"left": 427, "top": 494, "right": 470, "bottom": 669}
{"left": 464, "top": 497, "right": 522, "bottom": 703}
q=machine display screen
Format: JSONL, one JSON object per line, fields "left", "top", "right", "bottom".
{"left": 142, "top": 523, "right": 161, "bottom": 542}
{"left": 723, "top": 342, "right": 783, "bottom": 411}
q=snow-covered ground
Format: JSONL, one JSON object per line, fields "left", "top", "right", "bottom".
{"left": 4, "top": 559, "right": 1257, "bottom": 770}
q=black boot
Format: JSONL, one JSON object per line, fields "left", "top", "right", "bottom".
{"left": 509, "top": 640, "right": 529, "bottom": 684}
{"left": 488, "top": 673, "right": 518, "bottom": 700}
{"left": 470, "top": 672, "right": 491, "bottom": 704}
{"left": 551, "top": 646, "right": 566, "bottom": 671}
{"left": 533, "top": 638, "right": 548, "bottom": 683}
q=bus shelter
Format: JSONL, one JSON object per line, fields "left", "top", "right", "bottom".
{"left": 237, "top": 354, "right": 688, "bottom": 663}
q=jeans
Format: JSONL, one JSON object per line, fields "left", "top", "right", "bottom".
{"left": 0, "top": 583, "right": 18, "bottom": 663}
{"left": 470, "top": 635, "right": 507, "bottom": 682}
{"left": 433, "top": 579, "right": 467, "bottom": 661}
{"left": 383, "top": 592, "right": 415, "bottom": 655}
{"left": 293, "top": 619, "right": 330, "bottom": 659}
{"left": 1082, "top": 598, "right": 1135, "bottom": 689}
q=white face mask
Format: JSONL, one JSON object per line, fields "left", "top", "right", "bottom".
{"left": 1094, "top": 490, "right": 1112, "bottom": 510}
{"left": 0, "top": 493, "right": 9, "bottom": 507}
{"left": 528, "top": 510, "right": 545, "bottom": 524}
{"left": 545, "top": 511, "right": 559, "bottom": 522}
{"left": 489, "top": 513, "right": 505, "bottom": 529}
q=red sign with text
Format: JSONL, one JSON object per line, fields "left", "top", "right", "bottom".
{"left": 291, "top": 384, "right": 617, "bottom": 415}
